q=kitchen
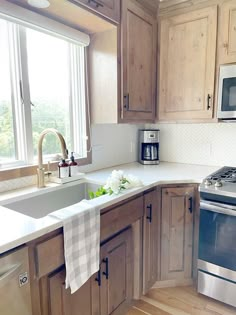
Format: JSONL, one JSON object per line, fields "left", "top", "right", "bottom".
{"left": 0, "top": 0, "right": 236, "bottom": 314}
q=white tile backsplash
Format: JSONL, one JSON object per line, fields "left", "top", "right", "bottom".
{"left": 3, "top": 121, "right": 236, "bottom": 193}
{"left": 147, "top": 122, "right": 236, "bottom": 167}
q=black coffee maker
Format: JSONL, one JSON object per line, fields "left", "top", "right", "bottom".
{"left": 138, "top": 129, "right": 159, "bottom": 165}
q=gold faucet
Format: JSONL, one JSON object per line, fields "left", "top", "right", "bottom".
{"left": 37, "top": 128, "right": 68, "bottom": 188}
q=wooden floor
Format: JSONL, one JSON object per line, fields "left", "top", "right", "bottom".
{"left": 125, "top": 286, "right": 236, "bottom": 315}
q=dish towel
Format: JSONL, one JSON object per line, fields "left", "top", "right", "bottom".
{"left": 49, "top": 200, "right": 100, "bottom": 294}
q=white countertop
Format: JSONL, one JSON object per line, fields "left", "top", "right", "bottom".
{"left": 0, "top": 162, "right": 218, "bottom": 254}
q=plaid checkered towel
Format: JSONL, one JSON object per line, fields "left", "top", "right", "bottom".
{"left": 49, "top": 200, "right": 100, "bottom": 294}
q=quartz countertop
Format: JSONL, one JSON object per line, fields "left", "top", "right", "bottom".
{"left": 0, "top": 162, "right": 218, "bottom": 254}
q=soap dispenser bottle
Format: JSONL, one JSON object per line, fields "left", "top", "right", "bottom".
{"left": 58, "top": 159, "right": 69, "bottom": 178}
{"left": 69, "top": 152, "right": 78, "bottom": 177}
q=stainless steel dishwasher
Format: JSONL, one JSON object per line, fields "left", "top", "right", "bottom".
{"left": 0, "top": 246, "right": 32, "bottom": 315}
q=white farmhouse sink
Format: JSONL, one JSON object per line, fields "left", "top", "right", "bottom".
{"left": 3, "top": 181, "right": 101, "bottom": 219}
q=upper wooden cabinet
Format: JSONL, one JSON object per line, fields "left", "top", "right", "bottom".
{"left": 219, "top": 0, "right": 236, "bottom": 64}
{"left": 71, "top": 0, "right": 121, "bottom": 23}
{"left": 158, "top": 6, "right": 217, "bottom": 121}
{"left": 121, "top": 0, "right": 157, "bottom": 122}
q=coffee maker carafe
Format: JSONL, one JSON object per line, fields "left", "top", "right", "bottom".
{"left": 138, "top": 129, "right": 159, "bottom": 165}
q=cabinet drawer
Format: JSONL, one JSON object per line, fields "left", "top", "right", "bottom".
{"left": 35, "top": 234, "right": 64, "bottom": 278}
{"left": 70, "top": 0, "right": 120, "bottom": 23}
{"left": 101, "top": 196, "right": 143, "bottom": 241}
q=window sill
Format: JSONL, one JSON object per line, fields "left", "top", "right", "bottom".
{"left": 0, "top": 153, "right": 92, "bottom": 182}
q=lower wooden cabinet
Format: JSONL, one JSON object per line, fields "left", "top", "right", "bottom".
{"left": 49, "top": 269, "right": 93, "bottom": 315}
{"left": 160, "top": 186, "right": 195, "bottom": 284}
{"left": 142, "top": 189, "right": 159, "bottom": 294}
{"left": 98, "top": 228, "right": 133, "bottom": 315}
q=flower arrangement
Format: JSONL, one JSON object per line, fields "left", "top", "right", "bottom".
{"left": 89, "top": 170, "right": 143, "bottom": 199}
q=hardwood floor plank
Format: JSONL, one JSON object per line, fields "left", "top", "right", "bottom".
{"left": 125, "top": 286, "right": 236, "bottom": 315}
{"left": 141, "top": 296, "right": 191, "bottom": 315}
{"left": 135, "top": 300, "right": 171, "bottom": 315}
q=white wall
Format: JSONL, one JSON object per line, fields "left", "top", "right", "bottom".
{"left": 147, "top": 122, "right": 236, "bottom": 167}
{"left": 79, "top": 123, "right": 141, "bottom": 172}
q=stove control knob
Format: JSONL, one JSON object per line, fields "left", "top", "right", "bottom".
{"left": 215, "top": 179, "right": 223, "bottom": 187}
{"left": 204, "top": 179, "right": 212, "bottom": 186}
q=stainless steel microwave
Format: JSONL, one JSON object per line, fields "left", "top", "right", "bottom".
{"left": 217, "top": 64, "right": 236, "bottom": 120}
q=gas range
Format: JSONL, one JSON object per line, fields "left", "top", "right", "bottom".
{"left": 200, "top": 166, "right": 236, "bottom": 204}
{"left": 198, "top": 166, "right": 236, "bottom": 308}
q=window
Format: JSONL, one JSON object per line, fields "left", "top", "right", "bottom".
{"left": 0, "top": 14, "right": 90, "bottom": 170}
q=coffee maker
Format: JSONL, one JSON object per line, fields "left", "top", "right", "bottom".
{"left": 138, "top": 129, "right": 159, "bottom": 165}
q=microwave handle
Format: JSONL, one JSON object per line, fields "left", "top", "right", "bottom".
{"left": 200, "top": 200, "right": 236, "bottom": 217}
{"left": 207, "top": 94, "right": 212, "bottom": 110}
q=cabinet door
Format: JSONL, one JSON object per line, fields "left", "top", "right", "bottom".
{"left": 143, "top": 190, "right": 159, "bottom": 294}
{"left": 70, "top": 0, "right": 120, "bottom": 23}
{"left": 48, "top": 269, "right": 93, "bottom": 315}
{"left": 161, "top": 187, "right": 194, "bottom": 282}
{"left": 100, "top": 228, "right": 133, "bottom": 315}
{"left": 159, "top": 6, "right": 217, "bottom": 121}
{"left": 219, "top": 0, "right": 236, "bottom": 64}
{"left": 121, "top": 0, "right": 157, "bottom": 122}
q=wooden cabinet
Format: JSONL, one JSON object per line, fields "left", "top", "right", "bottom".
{"left": 160, "top": 186, "right": 195, "bottom": 285}
{"left": 49, "top": 269, "right": 93, "bottom": 315}
{"left": 158, "top": 6, "right": 217, "bottom": 121}
{"left": 121, "top": 0, "right": 157, "bottom": 122}
{"left": 219, "top": 0, "right": 236, "bottom": 64}
{"left": 98, "top": 228, "right": 133, "bottom": 315}
{"left": 142, "top": 189, "right": 159, "bottom": 294}
{"left": 70, "top": 0, "right": 120, "bottom": 23}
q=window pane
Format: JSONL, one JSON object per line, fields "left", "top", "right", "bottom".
{"left": 0, "top": 20, "right": 16, "bottom": 162}
{"left": 26, "top": 29, "right": 71, "bottom": 156}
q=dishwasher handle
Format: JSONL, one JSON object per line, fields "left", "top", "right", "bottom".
{"left": 0, "top": 263, "right": 22, "bottom": 289}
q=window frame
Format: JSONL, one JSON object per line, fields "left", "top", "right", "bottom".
{"left": 0, "top": 13, "right": 92, "bottom": 180}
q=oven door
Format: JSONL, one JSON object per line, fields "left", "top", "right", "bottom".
{"left": 199, "top": 200, "right": 236, "bottom": 273}
{"left": 217, "top": 65, "right": 236, "bottom": 119}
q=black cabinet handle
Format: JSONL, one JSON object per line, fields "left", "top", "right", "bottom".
{"left": 146, "top": 204, "right": 152, "bottom": 223}
{"left": 207, "top": 94, "right": 211, "bottom": 110}
{"left": 95, "top": 269, "right": 101, "bottom": 286}
{"left": 102, "top": 257, "right": 109, "bottom": 279}
{"left": 123, "top": 94, "right": 129, "bottom": 110}
{"left": 188, "top": 197, "right": 193, "bottom": 214}
{"left": 88, "top": 0, "right": 104, "bottom": 8}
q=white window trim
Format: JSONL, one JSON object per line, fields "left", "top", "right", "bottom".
{"left": 0, "top": 0, "right": 90, "bottom": 46}
{"left": 0, "top": 11, "right": 92, "bottom": 170}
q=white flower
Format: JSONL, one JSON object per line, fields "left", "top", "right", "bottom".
{"left": 104, "top": 177, "right": 120, "bottom": 194}
{"left": 126, "top": 174, "right": 143, "bottom": 188}
{"left": 111, "top": 170, "right": 124, "bottom": 180}
{"left": 103, "top": 170, "right": 143, "bottom": 195}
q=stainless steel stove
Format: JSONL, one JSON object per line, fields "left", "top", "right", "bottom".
{"left": 198, "top": 167, "right": 236, "bottom": 308}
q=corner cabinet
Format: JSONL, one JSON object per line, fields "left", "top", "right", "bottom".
{"left": 219, "top": 0, "right": 236, "bottom": 64}
{"left": 121, "top": 0, "right": 157, "bottom": 123}
{"left": 158, "top": 6, "right": 217, "bottom": 121}
{"left": 160, "top": 186, "right": 195, "bottom": 285}
{"left": 142, "top": 189, "right": 159, "bottom": 294}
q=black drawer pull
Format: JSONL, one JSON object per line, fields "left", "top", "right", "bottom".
{"left": 189, "top": 197, "right": 193, "bottom": 214}
{"left": 102, "top": 257, "right": 109, "bottom": 279}
{"left": 146, "top": 204, "right": 152, "bottom": 223}
{"left": 95, "top": 269, "right": 101, "bottom": 286}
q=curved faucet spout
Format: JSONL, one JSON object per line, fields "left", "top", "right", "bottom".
{"left": 37, "top": 128, "right": 68, "bottom": 188}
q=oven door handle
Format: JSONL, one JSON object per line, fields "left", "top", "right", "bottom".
{"left": 200, "top": 200, "right": 236, "bottom": 217}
